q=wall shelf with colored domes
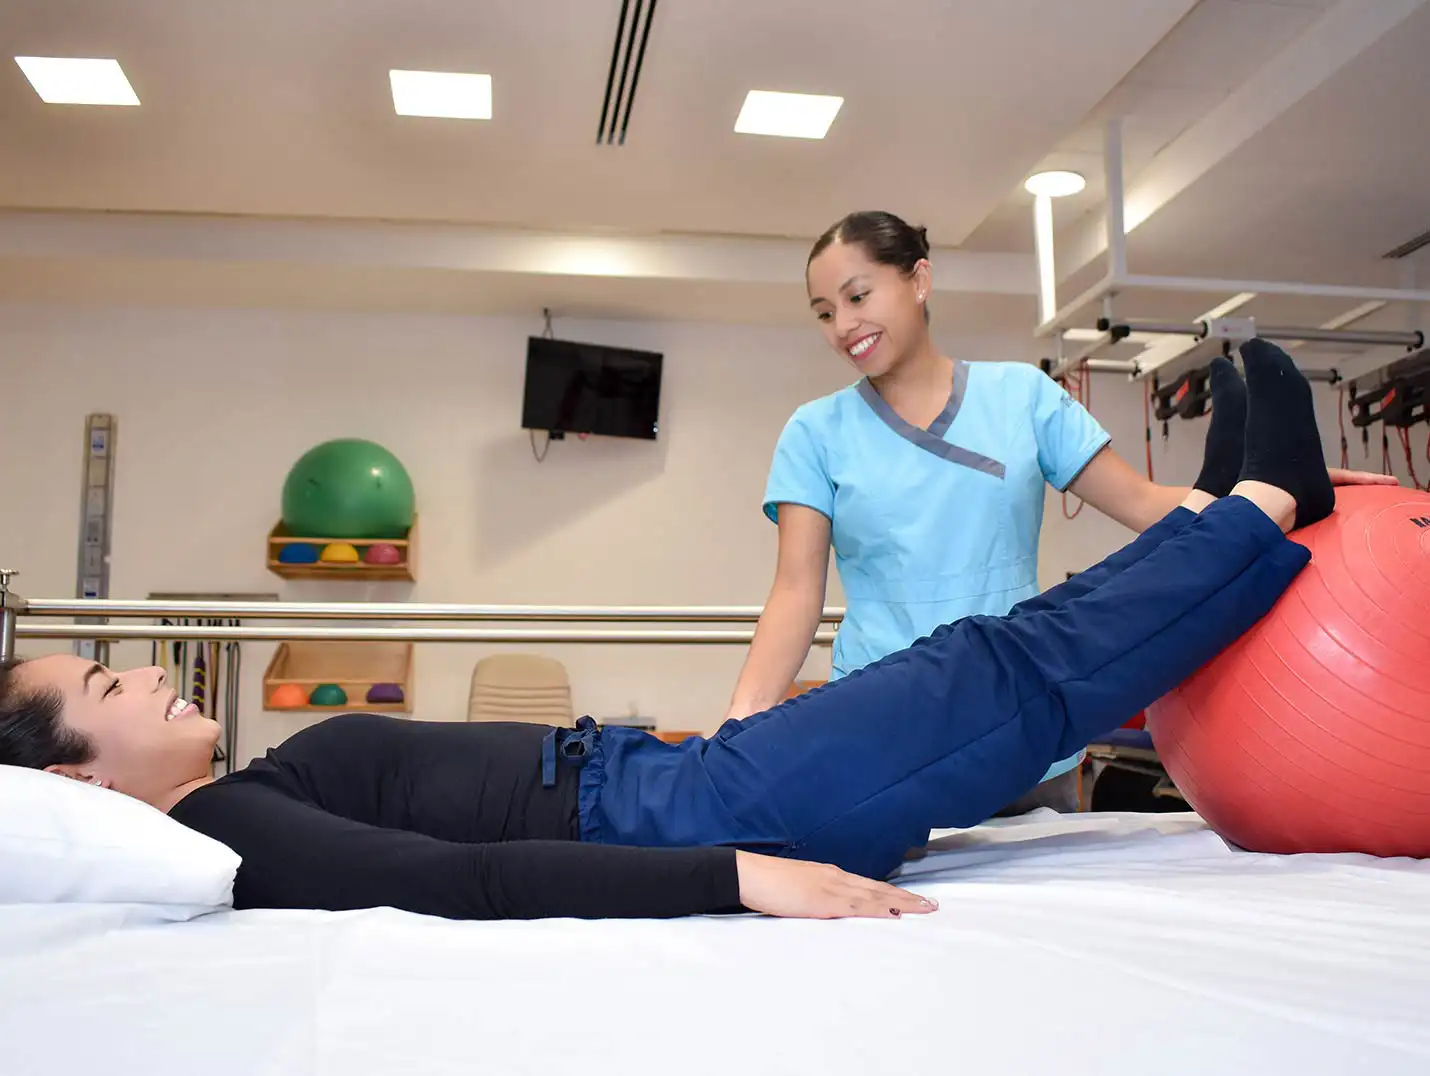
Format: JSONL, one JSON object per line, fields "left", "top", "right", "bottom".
{"left": 262, "top": 641, "right": 414, "bottom": 714}
{"left": 269, "top": 437, "right": 419, "bottom": 581}
{"left": 266, "top": 516, "right": 419, "bottom": 582}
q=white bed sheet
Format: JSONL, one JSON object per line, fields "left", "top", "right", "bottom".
{"left": 3, "top": 811, "right": 1428, "bottom": 1076}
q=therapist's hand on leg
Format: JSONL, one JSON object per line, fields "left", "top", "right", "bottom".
{"left": 735, "top": 851, "right": 938, "bottom": 920}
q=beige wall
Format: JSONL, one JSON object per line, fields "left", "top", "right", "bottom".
{"left": 4, "top": 301, "right": 1423, "bottom": 765}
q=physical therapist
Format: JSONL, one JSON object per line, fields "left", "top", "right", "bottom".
{"left": 725, "top": 209, "right": 1384, "bottom": 811}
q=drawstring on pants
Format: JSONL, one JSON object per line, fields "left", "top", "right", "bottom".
{"left": 541, "top": 716, "right": 599, "bottom": 788}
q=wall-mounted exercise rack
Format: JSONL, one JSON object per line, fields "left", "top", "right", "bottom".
{"left": 148, "top": 591, "right": 279, "bottom": 775}
{"left": 76, "top": 414, "right": 116, "bottom": 665}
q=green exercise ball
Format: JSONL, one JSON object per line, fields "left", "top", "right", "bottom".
{"left": 280, "top": 439, "right": 415, "bottom": 540}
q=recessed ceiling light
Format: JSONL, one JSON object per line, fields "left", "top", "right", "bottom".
{"left": 389, "top": 69, "right": 492, "bottom": 120}
{"left": 734, "top": 90, "right": 843, "bottom": 140}
{"left": 14, "top": 56, "right": 140, "bottom": 106}
{"left": 1024, "top": 170, "right": 1087, "bottom": 198}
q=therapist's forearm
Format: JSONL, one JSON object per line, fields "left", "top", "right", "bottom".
{"left": 727, "top": 585, "right": 825, "bottom": 718}
{"left": 1067, "top": 450, "right": 1193, "bottom": 534}
{"left": 1128, "top": 483, "right": 1194, "bottom": 531}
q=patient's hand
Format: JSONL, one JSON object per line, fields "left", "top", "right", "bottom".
{"left": 734, "top": 851, "right": 938, "bottom": 920}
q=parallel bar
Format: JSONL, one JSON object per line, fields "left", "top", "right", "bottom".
{"left": 1126, "top": 293, "right": 1258, "bottom": 383}
{"left": 1253, "top": 324, "right": 1422, "bottom": 348}
{"left": 1120, "top": 273, "right": 1430, "bottom": 305}
{"left": 1034, "top": 273, "right": 1116, "bottom": 338}
{"left": 1085, "top": 359, "right": 1138, "bottom": 373}
{"left": 1277, "top": 301, "right": 1393, "bottom": 351}
{"left": 1110, "top": 319, "right": 1420, "bottom": 348}
{"left": 20, "top": 598, "right": 844, "bottom": 623}
{"left": 15, "top": 623, "right": 838, "bottom": 645}
{"left": 1110, "top": 320, "right": 1206, "bottom": 337}
{"left": 1064, "top": 328, "right": 1161, "bottom": 344}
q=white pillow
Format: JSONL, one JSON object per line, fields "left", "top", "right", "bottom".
{"left": 0, "top": 765, "right": 240, "bottom": 915}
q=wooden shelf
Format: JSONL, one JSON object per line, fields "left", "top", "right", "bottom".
{"left": 262, "top": 641, "right": 414, "bottom": 713}
{"left": 266, "top": 516, "right": 419, "bottom": 582}
{"left": 653, "top": 730, "right": 702, "bottom": 744}
{"left": 783, "top": 679, "right": 826, "bottom": 700}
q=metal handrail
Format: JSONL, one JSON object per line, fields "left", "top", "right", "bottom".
{"left": 18, "top": 598, "right": 845, "bottom": 623}
{"left": 14, "top": 623, "right": 837, "bottom": 645}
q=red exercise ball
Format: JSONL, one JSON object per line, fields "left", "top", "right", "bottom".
{"left": 1146, "top": 483, "right": 1430, "bottom": 858}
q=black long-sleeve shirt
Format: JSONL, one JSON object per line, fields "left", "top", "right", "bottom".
{"left": 168, "top": 713, "right": 743, "bottom": 921}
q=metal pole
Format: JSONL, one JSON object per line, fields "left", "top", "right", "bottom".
{"left": 0, "top": 571, "right": 18, "bottom": 663}
{"left": 1047, "top": 333, "right": 1115, "bottom": 379}
{"left": 1118, "top": 273, "right": 1430, "bottom": 306}
{"left": 1102, "top": 319, "right": 1207, "bottom": 337}
{"left": 1105, "top": 117, "right": 1127, "bottom": 283}
{"left": 1085, "top": 359, "right": 1139, "bottom": 373}
{"left": 19, "top": 598, "right": 845, "bottom": 623}
{"left": 1034, "top": 273, "right": 1117, "bottom": 338}
{"left": 1253, "top": 325, "right": 1422, "bottom": 348}
{"left": 1107, "top": 319, "right": 1421, "bottom": 349}
{"left": 15, "top": 622, "right": 839, "bottom": 646}
{"left": 1033, "top": 193, "right": 1057, "bottom": 327}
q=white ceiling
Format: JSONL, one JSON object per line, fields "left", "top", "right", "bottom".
{"left": 0, "top": 0, "right": 1202, "bottom": 240}
{"left": 0, "top": 0, "right": 1427, "bottom": 346}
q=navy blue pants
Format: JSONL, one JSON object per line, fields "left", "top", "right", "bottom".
{"left": 568, "top": 496, "right": 1311, "bottom": 879}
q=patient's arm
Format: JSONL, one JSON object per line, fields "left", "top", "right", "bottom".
{"left": 169, "top": 778, "right": 742, "bottom": 921}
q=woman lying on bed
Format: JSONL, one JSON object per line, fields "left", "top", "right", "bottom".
{"left": 0, "top": 340, "right": 1392, "bottom": 923}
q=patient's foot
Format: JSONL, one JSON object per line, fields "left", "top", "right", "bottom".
{"left": 1236, "top": 337, "right": 1335, "bottom": 530}
{"left": 1192, "top": 356, "right": 1247, "bottom": 499}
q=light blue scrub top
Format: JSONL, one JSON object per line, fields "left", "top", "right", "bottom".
{"left": 763, "top": 359, "right": 1112, "bottom": 783}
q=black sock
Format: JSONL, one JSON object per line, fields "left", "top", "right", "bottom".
{"left": 1237, "top": 337, "right": 1335, "bottom": 529}
{"left": 1192, "top": 356, "right": 1247, "bottom": 498}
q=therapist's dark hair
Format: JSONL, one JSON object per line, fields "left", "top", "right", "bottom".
{"left": 0, "top": 658, "right": 93, "bottom": 770}
{"left": 808, "top": 211, "right": 932, "bottom": 322}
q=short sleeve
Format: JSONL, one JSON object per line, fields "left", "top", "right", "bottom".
{"left": 762, "top": 409, "right": 835, "bottom": 523}
{"left": 1028, "top": 369, "right": 1112, "bottom": 492}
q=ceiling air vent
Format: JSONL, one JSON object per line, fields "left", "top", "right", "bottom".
{"left": 1382, "top": 228, "right": 1430, "bottom": 260}
{"left": 597, "top": 0, "right": 658, "bottom": 145}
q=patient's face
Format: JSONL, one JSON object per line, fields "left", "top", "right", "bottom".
{"left": 21, "top": 654, "right": 220, "bottom": 803}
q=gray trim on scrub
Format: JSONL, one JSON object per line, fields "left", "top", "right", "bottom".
{"left": 856, "top": 362, "right": 1006, "bottom": 478}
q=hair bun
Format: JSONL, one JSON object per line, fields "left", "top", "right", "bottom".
{"left": 915, "top": 225, "right": 930, "bottom": 256}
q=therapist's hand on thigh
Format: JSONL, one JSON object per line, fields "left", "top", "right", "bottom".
{"left": 734, "top": 851, "right": 938, "bottom": 920}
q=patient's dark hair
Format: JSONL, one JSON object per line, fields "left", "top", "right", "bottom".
{"left": 0, "top": 658, "right": 92, "bottom": 770}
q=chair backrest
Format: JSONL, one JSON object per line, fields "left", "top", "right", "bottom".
{"left": 467, "top": 653, "right": 574, "bottom": 724}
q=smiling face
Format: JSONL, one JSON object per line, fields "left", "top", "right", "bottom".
{"left": 18, "top": 654, "right": 220, "bottom": 805}
{"left": 806, "top": 238, "right": 932, "bottom": 379}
